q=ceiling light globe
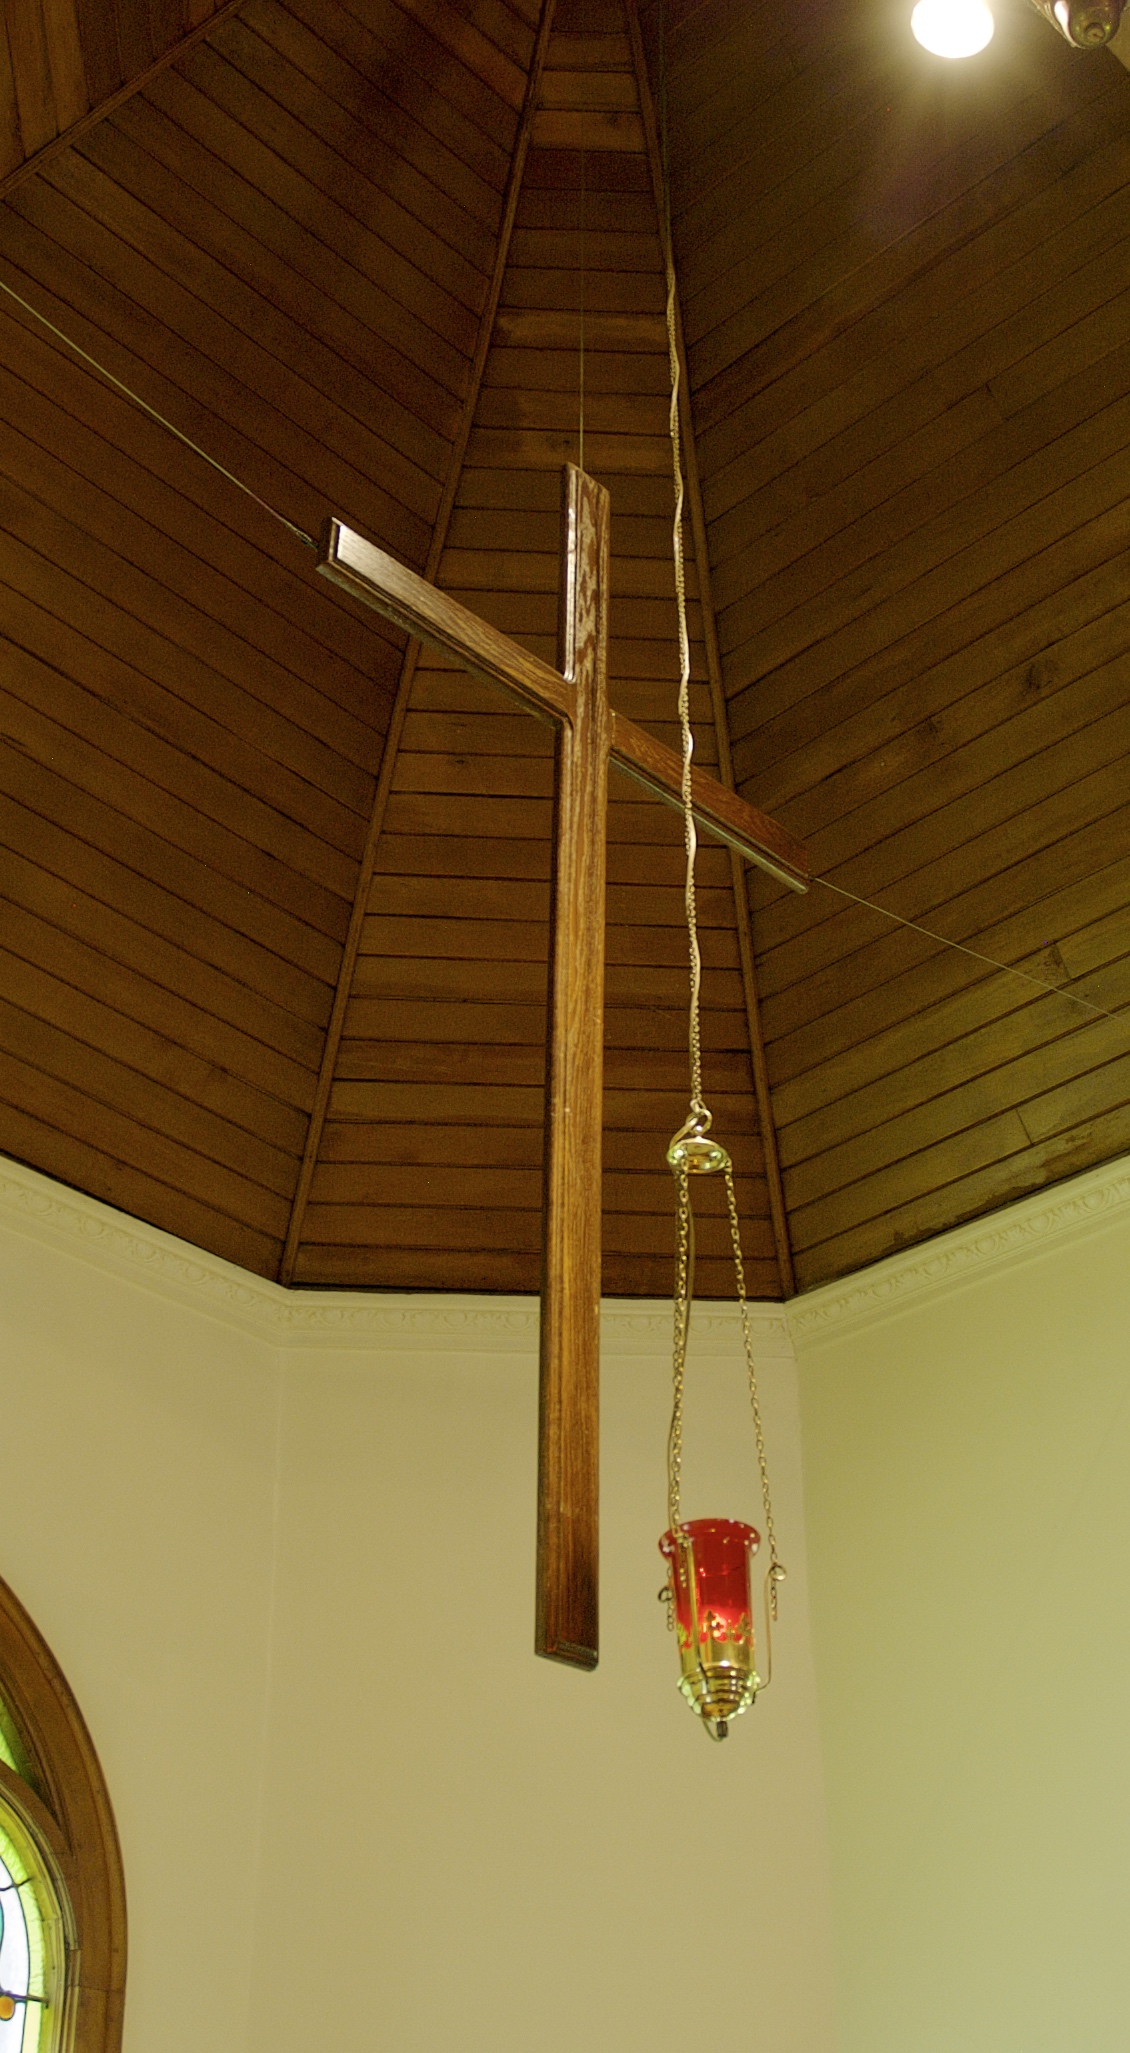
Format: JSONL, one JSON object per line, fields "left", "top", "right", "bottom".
{"left": 911, "top": 0, "right": 995, "bottom": 54}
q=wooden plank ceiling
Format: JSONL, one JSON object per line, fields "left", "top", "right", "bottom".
{"left": 0, "top": 0, "right": 1128, "bottom": 1295}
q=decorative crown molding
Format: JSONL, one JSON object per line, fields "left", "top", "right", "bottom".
{"left": 788, "top": 1154, "right": 1130, "bottom": 1344}
{"left": 0, "top": 1154, "right": 793, "bottom": 1356}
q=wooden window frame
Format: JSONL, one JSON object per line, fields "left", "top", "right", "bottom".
{"left": 0, "top": 1574, "right": 125, "bottom": 2053}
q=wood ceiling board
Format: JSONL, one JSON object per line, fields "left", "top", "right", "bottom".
{"left": 731, "top": 529, "right": 1130, "bottom": 834}
{"left": 765, "top": 828, "right": 1130, "bottom": 1117}
{"left": 782, "top": 989, "right": 1130, "bottom": 1220}
{"left": 701, "top": 144, "right": 1130, "bottom": 567}
{"left": 141, "top": 46, "right": 486, "bottom": 365}
{"left": 0, "top": 192, "right": 432, "bottom": 568}
{"left": 688, "top": 88, "right": 1130, "bottom": 483}
{"left": 242, "top": 0, "right": 506, "bottom": 235}
{"left": 654, "top": 0, "right": 1130, "bottom": 1286}
{"left": 300, "top": 0, "right": 776, "bottom": 1296}
{"left": 717, "top": 352, "right": 1130, "bottom": 701}
{"left": 680, "top": 47, "right": 1120, "bottom": 395}
{"left": 0, "top": 448, "right": 380, "bottom": 838}
{"left": 0, "top": 1095, "right": 287, "bottom": 1273}
{"left": 0, "top": 842, "right": 328, "bottom": 1075}
{"left": 772, "top": 871, "right": 1130, "bottom": 1128}
{"left": 764, "top": 638, "right": 1130, "bottom": 902}
{"left": 0, "top": 319, "right": 383, "bottom": 692}
{"left": 2, "top": 0, "right": 1125, "bottom": 1297}
{"left": 0, "top": 0, "right": 523, "bottom": 1275}
{"left": 0, "top": 2, "right": 247, "bottom": 196}
{"left": 42, "top": 147, "right": 455, "bottom": 521}
{"left": 274, "top": 0, "right": 560, "bottom": 1287}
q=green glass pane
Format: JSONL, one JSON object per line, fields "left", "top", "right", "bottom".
{"left": 0, "top": 1708, "right": 34, "bottom": 1795}
{"left": 0, "top": 1811, "right": 50, "bottom": 2053}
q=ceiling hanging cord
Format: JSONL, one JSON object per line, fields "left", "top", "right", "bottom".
{"left": 0, "top": 271, "right": 315, "bottom": 551}
{"left": 577, "top": 7, "right": 587, "bottom": 474}
{"left": 655, "top": 4, "right": 785, "bottom": 1686}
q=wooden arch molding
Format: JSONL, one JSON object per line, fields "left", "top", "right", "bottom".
{"left": 0, "top": 1572, "right": 126, "bottom": 2052}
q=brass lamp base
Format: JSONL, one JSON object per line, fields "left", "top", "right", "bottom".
{"left": 676, "top": 1657, "right": 762, "bottom": 1742}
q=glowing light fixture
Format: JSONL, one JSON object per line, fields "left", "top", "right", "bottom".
{"left": 911, "top": 0, "right": 995, "bottom": 53}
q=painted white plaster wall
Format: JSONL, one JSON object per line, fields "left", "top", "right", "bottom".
{"left": 0, "top": 1158, "right": 838, "bottom": 2053}
{"left": 791, "top": 1160, "right": 1130, "bottom": 2053}
{"left": 0, "top": 1172, "right": 280, "bottom": 2051}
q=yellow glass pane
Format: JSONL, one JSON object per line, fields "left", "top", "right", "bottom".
{"left": 0, "top": 1805, "right": 57, "bottom": 2053}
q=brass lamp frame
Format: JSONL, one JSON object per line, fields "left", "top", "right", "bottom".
{"left": 662, "top": 1526, "right": 783, "bottom": 1742}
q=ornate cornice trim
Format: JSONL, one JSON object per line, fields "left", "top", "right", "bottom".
{"left": 0, "top": 1155, "right": 793, "bottom": 1356}
{"left": 789, "top": 1155, "right": 1130, "bottom": 1346}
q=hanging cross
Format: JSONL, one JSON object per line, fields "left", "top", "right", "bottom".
{"left": 318, "top": 465, "right": 808, "bottom": 1671}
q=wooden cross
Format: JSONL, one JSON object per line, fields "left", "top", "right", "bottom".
{"left": 318, "top": 465, "right": 808, "bottom": 1671}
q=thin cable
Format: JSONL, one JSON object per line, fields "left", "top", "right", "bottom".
{"left": 578, "top": 137, "right": 586, "bottom": 476}
{"left": 0, "top": 270, "right": 316, "bottom": 550}
{"left": 813, "top": 871, "right": 1129, "bottom": 1028}
{"left": 656, "top": 3, "right": 705, "bottom": 1120}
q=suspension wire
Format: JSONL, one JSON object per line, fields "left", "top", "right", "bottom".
{"left": 812, "top": 870, "right": 1130, "bottom": 1029}
{"left": 657, "top": 0, "right": 704, "bottom": 1121}
{"left": 0, "top": 270, "right": 316, "bottom": 551}
{"left": 656, "top": 5, "right": 781, "bottom": 1596}
{"left": 578, "top": 135, "right": 587, "bottom": 477}
{"left": 6, "top": 190, "right": 1120, "bottom": 1055}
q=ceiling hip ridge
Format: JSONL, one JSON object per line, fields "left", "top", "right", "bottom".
{"left": 789, "top": 1154, "right": 1130, "bottom": 1345}
{"left": 624, "top": 0, "right": 796, "bottom": 1298}
{"left": 277, "top": 0, "right": 561, "bottom": 1287}
{"left": 0, "top": 0, "right": 247, "bottom": 207}
{"left": 0, "top": 1151, "right": 793, "bottom": 1353}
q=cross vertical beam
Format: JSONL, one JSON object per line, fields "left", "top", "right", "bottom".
{"left": 537, "top": 465, "right": 610, "bottom": 1670}
{"left": 315, "top": 468, "right": 807, "bottom": 1676}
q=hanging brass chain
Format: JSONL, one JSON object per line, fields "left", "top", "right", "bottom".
{"left": 668, "top": 1160, "right": 691, "bottom": 1533}
{"left": 723, "top": 1166, "right": 785, "bottom": 1616}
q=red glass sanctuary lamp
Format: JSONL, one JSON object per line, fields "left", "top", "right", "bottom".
{"left": 654, "top": 134, "right": 788, "bottom": 1736}
{"left": 657, "top": 1115, "right": 786, "bottom": 1742}
{"left": 659, "top": 1518, "right": 762, "bottom": 1741}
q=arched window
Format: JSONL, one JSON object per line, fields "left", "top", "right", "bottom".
{"left": 0, "top": 1577, "right": 125, "bottom": 2053}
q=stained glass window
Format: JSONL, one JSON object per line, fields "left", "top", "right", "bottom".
{"left": 0, "top": 1582, "right": 114, "bottom": 2053}
{"left": 0, "top": 1813, "right": 47, "bottom": 2053}
{"left": 0, "top": 1689, "right": 61, "bottom": 2053}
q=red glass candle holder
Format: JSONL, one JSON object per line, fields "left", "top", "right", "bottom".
{"left": 659, "top": 1518, "right": 761, "bottom": 1739}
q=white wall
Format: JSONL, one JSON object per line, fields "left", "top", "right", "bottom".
{"left": 0, "top": 1157, "right": 837, "bottom": 2053}
{"left": 792, "top": 1158, "right": 1130, "bottom": 2053}
{"left": 0, "top": 1167, "right": 280, "bottom": 2048}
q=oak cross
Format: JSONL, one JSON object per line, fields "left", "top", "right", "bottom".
{"left": 318, "top": 465, "right": 808, "bottom": 1671}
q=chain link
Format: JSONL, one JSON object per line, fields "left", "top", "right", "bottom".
{"left": 668, "top": 1160, "right": 690, "bottom": 1533}
{"left": 724, "top": 1167, "right": 783, "bottom": 1611}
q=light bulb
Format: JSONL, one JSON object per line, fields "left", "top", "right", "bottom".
{"left": 911, "top": 0, "right": 995, "bottom": 54}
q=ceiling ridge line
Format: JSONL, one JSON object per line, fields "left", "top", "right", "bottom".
{"left": 625, "top": 0, "right": 797, "bottom": 1299}
{"left": 0, "top": 0, "right": 247, "bottom": 208}
{"left": 277, "top": 0, "right": 561, "bottom": 1288}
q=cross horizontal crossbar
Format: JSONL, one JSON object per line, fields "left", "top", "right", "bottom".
{"left": 319, "top": 518, "right": 808, "bottom": 893}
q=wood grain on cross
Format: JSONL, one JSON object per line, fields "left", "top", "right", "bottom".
{"left": 318, "top": 465, "right": 808, "bottom": 1670}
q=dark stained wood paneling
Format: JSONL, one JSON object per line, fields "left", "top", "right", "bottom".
{"left": 299, "top": 0, "right": 778, "bottom": 1298}
{"left": 0, "top": 0, "right": 530, "bottom": 1275}
{"left": 656, "top": 0, "right": 1130, "bottom": 1287}
{"left": 3, "top": 0, "right": 1128, "bottom": 1298}
{"left": 0, "top": 0, "right": 251, "bottom": 190}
